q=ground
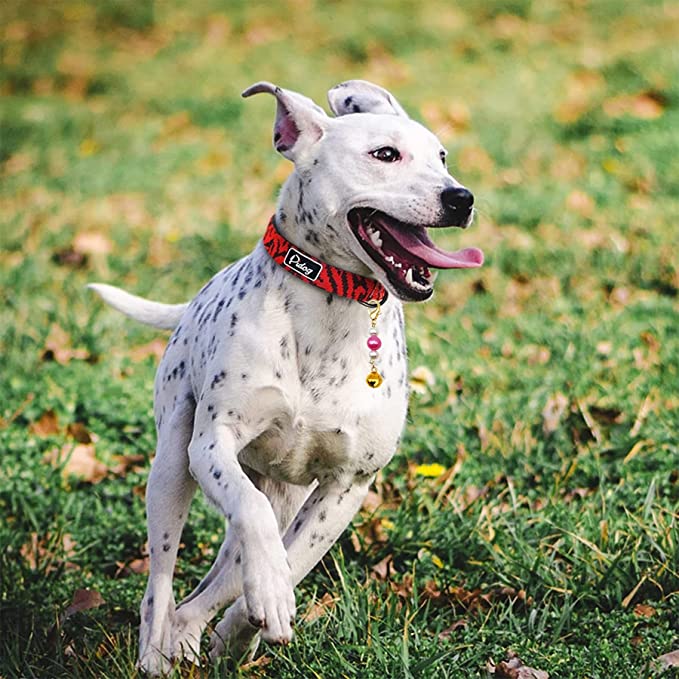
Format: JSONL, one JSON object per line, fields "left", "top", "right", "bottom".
{"left": 0, "top": 1, "right": 677, "bottom": 677}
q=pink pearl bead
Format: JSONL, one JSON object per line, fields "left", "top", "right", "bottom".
{"left": 367, "top": 335, "right": 382, "bottom": 350}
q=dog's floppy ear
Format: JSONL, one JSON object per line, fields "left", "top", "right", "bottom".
{"left": 242, "top": 82, "right": 328, "bottom": 161}
{"left": 327, "top": 80, "right": 409, "bottom": 118}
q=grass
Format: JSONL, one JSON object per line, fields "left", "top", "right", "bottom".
{"left": 1, "top": 0, "right": 678, "bottom": 677}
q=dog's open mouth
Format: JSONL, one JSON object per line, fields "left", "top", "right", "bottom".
{"left": 348, "top": 208, "right": 484, "bottom": 301}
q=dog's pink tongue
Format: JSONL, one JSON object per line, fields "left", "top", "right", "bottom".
{"left": 385, "top": 222, "right": 484, "bottom": 269}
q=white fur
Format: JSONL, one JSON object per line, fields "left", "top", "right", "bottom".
{"left": 90, "top": 80, "right": 474, "bottom": 674}
{"left": 87, "top": 283, "right": 187, "bottom": 330}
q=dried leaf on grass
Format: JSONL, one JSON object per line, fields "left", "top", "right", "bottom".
{"left": 47, "top": 588, "right": 106, "bottom": 651}
{"left": 20, "top": 532, "right": 79, "bottom": 572}
{"left": 29, "top": 409, "right": 60, "bottom": 436}
{"left": 603, "top": 92, "right": 665, "bottom": 119}
{"left": 44, "top": 442, "right": 108, "bottom": 484}
{"left": 300, "top": 592, "right": 337, "bottom": 623}
{"left": 115, "top": 556, "right": 150, "bottom": 577}
{"left": 67, "top": 421, "right": 95, "bottom": 443}
{"left": 41, "top": 324, "right": 92, "bottom": 364}
{"left": 487, "top": 651, "right": 549, "bottom": 678}
{"left": 64, "top": 588, "right": 105, "bottom": 619}
{"left": 371, "top": 554, "right": 394, "bottom": 581}
{"left": 110, "top": 453, "right": 147, "bottom": 476}
{"left": 72, "top": 231, "right": 113, "bottom": 256}
{"left": 438, "top": 618, "right": 469, "bottom": 640}
{"left": 542, "top": 393, "right": 569, "bottom": 434}
{"left": 633, "top": 603, "right": 656, "bottom": 618}
{"left": 127, "top": 337, "right": 167, "bottom": 362}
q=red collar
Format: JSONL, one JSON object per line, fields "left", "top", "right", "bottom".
{"left": 262, "top": 216, "right": 388, "bottom": 306}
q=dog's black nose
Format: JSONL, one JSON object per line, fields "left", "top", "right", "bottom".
{"left": 441, "top": 186, "right": 474, "bottom": 214}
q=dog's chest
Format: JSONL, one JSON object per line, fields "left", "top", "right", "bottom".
{"left": 238, "top": 285, "right": 409, "bottom": 485}
{"left": 240, "top": 379, "right": 406, "bottom": 486}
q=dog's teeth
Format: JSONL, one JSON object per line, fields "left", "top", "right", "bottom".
{"left": 386, "top": 255, "right": 395, "bottom": 264}
{"left": 369, "top": 230, "right": 383, "bottom": 248}
{"left": 405, "top": 268, "right": 414, "bottom": 285}
{"left": 394, "top": 262, "right": 402, "bottom": 269}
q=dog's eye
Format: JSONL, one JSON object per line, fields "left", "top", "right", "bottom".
{"left": 440, "top": 150, "right": 447, "bottom": 167}
{"left": 371, "top": 146, "right": 401, "bottom": 163}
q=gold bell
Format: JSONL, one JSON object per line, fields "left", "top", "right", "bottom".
{"left": 366, "top": 369, "right": 383, "bottom": 388}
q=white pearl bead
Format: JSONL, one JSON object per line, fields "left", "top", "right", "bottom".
{"left": 369, "top": 350, "right": 379, "bottom": 359}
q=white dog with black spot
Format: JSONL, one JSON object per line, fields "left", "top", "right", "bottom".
{"left": 90, "top": 79, "right": 483, "bottom": 674}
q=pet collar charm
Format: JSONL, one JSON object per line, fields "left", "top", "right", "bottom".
{"left": 366, "top": 302, "right": 383, "bottom": 388}
{"left": 263, "top": 216, "right": 389, "bottom": 388}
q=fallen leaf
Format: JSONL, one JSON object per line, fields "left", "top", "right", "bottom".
{"left": 29, "top": 410, "right": 60, "bottom": 436}
{"left": 438, "top": 618, "right": 468, "bottom": 640}
{"left": 20, "top": 532, "right": 79, "bottom": 573}
{"left": 565, "top": 189, "right": 595, "bottom": 217}
{"left": 72, "top": 231, "right": 112, "bottom": 256}
{"left": 66, "top": 422, "right": 94, "bottom": 444}
{"left": 633, "top": 603, "right": 655, "bottom": 618}
{"left": 361, "top": 489, "right": 382, "bottom": 514}
{"left": 42, "top": 324, "right": 91, "bottom": 364}
{"left": 110, "top": 453, "right": 147, "bottom": 477}
{"left": 241, "top": 654, "right": 272, "bottom": 671}
{"left": 487, "top": 651, "right": 549, "bottom": 678}
{"left": 603, "top": 92, "right": 665, "bottom": 119}
{"left": 127, "top": 338, "right": 167, "bottom": 362}
{"left": 371, "top": 554, "right": 393, "bottom": 581}
{"left": 115, "top": 557, "right": 149, "bottom": 577}
{"left": 44, "top": 442, "right": 108, "bottom": 483}
{"left": 300, "top": 592, "right": 337, "bottom": 623}
{"left": 64, "top": 588, "right": 105, "bottom": 619}
{"left": 542, "top": 393, "right": 569, "bottom": 434}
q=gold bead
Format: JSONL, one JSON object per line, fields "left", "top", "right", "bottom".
{"left": 366, "top": 369, "right": 383, "bottom": 388}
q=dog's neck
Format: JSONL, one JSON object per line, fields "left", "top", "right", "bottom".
{"left": 274, "top": 171, "right": 373, "bottom": 277}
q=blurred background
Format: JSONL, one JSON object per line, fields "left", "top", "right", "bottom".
{"left": 1, "top": 1, "right": 677, "bottom": 677}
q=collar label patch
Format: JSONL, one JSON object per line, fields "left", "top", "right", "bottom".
{"left": 283, "top": 247, "right": 323, "bottom": 281}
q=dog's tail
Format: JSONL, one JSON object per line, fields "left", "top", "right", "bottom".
{"left": 88, "top": 283, "right": 187, "bottom": 330}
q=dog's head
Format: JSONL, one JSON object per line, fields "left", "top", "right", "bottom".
{"left": 243, "top": 80, "right": 483, "bottom": 302}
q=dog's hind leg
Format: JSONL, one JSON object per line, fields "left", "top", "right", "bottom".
{"left": 138, "top": 397, "right": 197, "bottom": 676}
{"left": 171, "top": 476, "right": 311, "bottom": 662}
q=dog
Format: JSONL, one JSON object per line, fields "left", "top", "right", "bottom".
{"left": 89, "top": 79, "right": 483, "bottom": 674}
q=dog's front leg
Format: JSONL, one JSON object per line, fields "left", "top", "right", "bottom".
{"left": 187, "top": 419, "right": 295, "bottom": 654}
{"left": 209, "top": 477, "right": 372, "bottom": 658}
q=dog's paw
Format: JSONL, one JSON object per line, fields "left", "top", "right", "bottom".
{"left": 209, "top": 598, "right": 261, "bottom": 662}
{"left": 137, "top": 648, "right": 173, "bottom": 677}
{"left": 241, "top": 546, "right": 296, "bottom": 644}
{"left": 170, "top": 610, "right": 205, "bottom": 666}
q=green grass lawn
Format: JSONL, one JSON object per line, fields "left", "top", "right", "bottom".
{"left": 1, "top": 1, "right": 677, "bottom": 677}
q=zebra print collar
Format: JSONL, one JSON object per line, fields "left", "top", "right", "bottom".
{"left": 262, "top": 216, "right": 388, "bottom": 307}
